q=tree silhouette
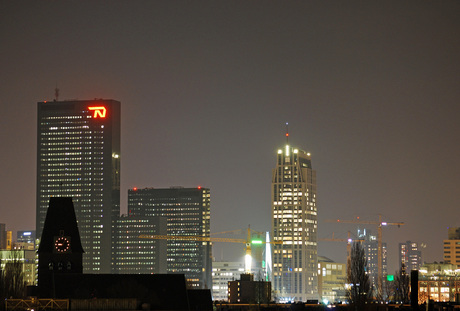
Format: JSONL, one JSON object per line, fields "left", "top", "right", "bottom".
{"left": 0, "top": 251, "right": 26, "bottom": 300}
{"left": 394, "top": 263, "right": 410, "bottom": 303}
{"left": 347, "top": 242, "right": 372, "bottom": 310}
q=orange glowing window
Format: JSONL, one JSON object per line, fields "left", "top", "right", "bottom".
{"left": 88, "top": 106, "right": 107, "bottom": 118}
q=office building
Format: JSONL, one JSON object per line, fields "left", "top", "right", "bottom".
{"left": 17, "top": 231, "right": 36, "bottom": 244}
{"left": 114, "top": 214, "right": 167, "bottom": 274}
{"left": 212, "top": 261, "right": 245, "bottom": 301}
{"left": 128, "top": 187, "right": 211, "bottom": 289}
{"left": 317, "top": 256, "right": 346, "bottom": 303}
{"left": 443, "top": 227, "right": 460, "bottom": 265}
{"left": 36, "top": 99, "right": 121, "bottom": 273}
{"left": 271, "top": 142, "right": 318, "bottom": 301}
{"left": 399, "top": 241, "right": 422, "bottom": 272}
{"left": 357, "top": 229, "right": 387, "bottom": 290}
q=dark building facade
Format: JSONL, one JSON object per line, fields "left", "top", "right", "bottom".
{"left": 114, "top": 215, "right": 167, "bottom": 274}
{"left": 36, "top": 197, "right": 211, "bottom": 311}
{"left": 228, "top": 273, "right": 271, "bottom": 304}
{"left": 37, "top": 99, "right": 121, "bottom": 273}
{"left": 128, "top": 187, "right": 212, "bottom": 289}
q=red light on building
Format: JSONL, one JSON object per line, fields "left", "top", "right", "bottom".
{"left": 88, "top": 106, "right": 107, "bottom": 118}
{"left": 197, "top": 186, "right": 201, "bottom": 189}
{"left": 133, "top": 187, "right": 138, "bottom": 191}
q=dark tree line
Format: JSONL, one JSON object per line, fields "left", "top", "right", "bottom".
{"left": 347, "top": 242, "right": 411, "bottom": 308}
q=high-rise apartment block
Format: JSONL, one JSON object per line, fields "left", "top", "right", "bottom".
{"left": 443, "top": 227, "right": 460, "bottom": 265}
{"left": 36, "top": 100, "right": 121, "bottom": 273}
{"left": 272, "top": 143, "right": 318, "bottom": 301}
{"left": 127, "top": 187, "right": 212, "bottom": 289}
{"left": 399, "top": 241, "right": 422, "bottom": 272}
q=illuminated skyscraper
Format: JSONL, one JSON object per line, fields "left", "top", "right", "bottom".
{"left": 36, "top": 100, "right": 120, "bottom": 273}
{"left": 272, "top": 141, "right": 318, "bottom": 301}
{"left": 357, "top": 229, "right": 387, "bottom": 290}
{"left": 128, "top": 187, "right": 212, "bottom": 289}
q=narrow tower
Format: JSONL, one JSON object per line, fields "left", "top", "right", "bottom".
{"left": 271, "top": 132, "right": 318, "bottom": 301}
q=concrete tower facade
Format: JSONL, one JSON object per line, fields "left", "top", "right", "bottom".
{"left": 36, "top": 100, "right": 120, "bottom": 273}
{"left": 272, "top": 143, "right": 318, "bottom": 302}
{"left": 127, "top": 187, "right": 212, "bottom": 289}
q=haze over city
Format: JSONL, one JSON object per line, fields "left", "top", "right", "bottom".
{"left": 1, "top": 1, "right": 459, "bottom": 273}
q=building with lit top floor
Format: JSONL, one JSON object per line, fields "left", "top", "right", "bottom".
{"left": 271, "top": 141, "right": 318, "bottom": 302}
{"left": 128, "top": 187, "right": 211, "bottom": 289}
{"left": 418, "top": 262, "right": 460, "bottom": 303}
{"left": 36, "top": 99, "right": 120, "bottom": 273}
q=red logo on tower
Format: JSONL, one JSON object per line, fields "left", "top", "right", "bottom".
{"left": 88, "top": 106, "right": 107, "bottom": 118}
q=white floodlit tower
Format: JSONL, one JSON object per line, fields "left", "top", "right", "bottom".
{"left": 271, "top": 132, "right": 318, "bottom": 301}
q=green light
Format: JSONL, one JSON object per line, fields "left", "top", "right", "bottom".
{"left": 251, "top": 240, "right": 263, "bottom": 244}
{"left": 387, "top": 275, "right": 394, "bottom": 282}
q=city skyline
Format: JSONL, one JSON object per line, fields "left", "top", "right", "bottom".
{"left": 1, "top": 2, "right": 459, "bottom": 273}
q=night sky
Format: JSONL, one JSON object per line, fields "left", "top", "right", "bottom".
{"left": 1, "top": 1, "right": 459, "bottom": 273}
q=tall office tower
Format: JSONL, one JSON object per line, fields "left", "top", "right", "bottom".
{"left": 128, "top": 187, "right": 212, "bottom": 289}
{"left": 37, "top": 100, "right": 121, "bottom": 273}
{"left": 357, "top": 229, "right": 387, "bottom": 290}
{"left": 399, "top": 241, "right": 422, "bottom": 272}
{"left": 443, "top": 227, "right": 460, "bottom": 265}
{"left": 113, "top": 214, "right": 167, "bottom": 274}
{"left": 272, "top": 143, "right": 318, "bottom": 302}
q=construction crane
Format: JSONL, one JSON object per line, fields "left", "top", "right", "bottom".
{"left": 325, "top": 215, "right": 404, "bottom": 293}
{"left": 319, "top": 231, "right": 364, "bottom": 268}
{"left": 140, "top": 226, "right": 281, "bottom": 273}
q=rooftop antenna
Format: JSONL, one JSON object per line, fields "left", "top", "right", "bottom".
{"left": 285, "top": 122, "right": 289, "bottom": 144}
{"left": 54, "top": 85, "right": 60, "bottom": 101}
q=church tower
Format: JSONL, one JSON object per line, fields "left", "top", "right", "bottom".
{"left": 37, "top": 197, "right": 84, "bottom": 297}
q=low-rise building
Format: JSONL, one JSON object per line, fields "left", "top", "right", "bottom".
{"left": 212, "top": 261, "right": 245, "bottom": 301}
{"left": 418, "top": 262, "right": 460, "bottom": 303}
{"left": 228, "top": 273, "right": 271, "bottom": 303}
{"left": 317, "top": 256, "right": 346, "bottom": 303}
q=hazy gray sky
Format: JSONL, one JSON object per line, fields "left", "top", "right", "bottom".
{"left": 1, "top": 1, "right": 459, "bottom": 272}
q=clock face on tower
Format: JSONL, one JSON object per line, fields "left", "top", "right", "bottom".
{"left": 54, "top": 236, "right": 71, "bottom": 253}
